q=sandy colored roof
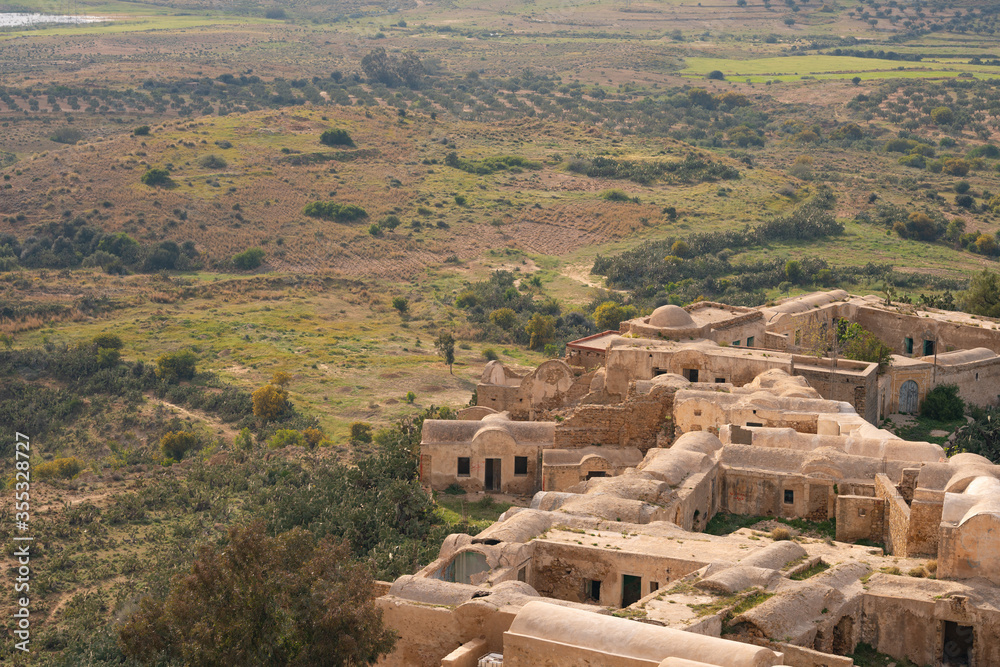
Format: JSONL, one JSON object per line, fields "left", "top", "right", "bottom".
{"left": 650, "top": 304, "right": 698, "bottom": 329}
{"left": 924, "top": 347, "right": 997, "bottom": 365}
{"left": 542, "top": 446, "right": 643, "bottom": 468}
{"left": 420, "top": 416, "right": 556, "bottom": 445}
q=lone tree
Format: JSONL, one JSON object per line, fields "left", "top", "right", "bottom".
{"left": 141, "top": 167, "right": 172, "bottom": 187}
{"left": 253, "top": 381, "right": 290, "bottom": 422}
{"left": 320, "top": 128, "right": 355, "bottom": 147}
{"left": 118, "top": 522, "right": 397, "bottom": 666}
{"left": 435, "top": 331, "right": 456, "bottom": 374}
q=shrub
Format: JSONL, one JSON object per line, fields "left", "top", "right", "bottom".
{"left": 34, "top": 456, "right": 85, "bottom": 481}
{"left": 599, "top": 189, "right": 635, "bottom": 202}
{"left": 706, "top": 70, "right": 726, "bottom": 80}
{"left": 160, "top": 431, "right": 200, "bottom": 461}
{"left": 482, "top": 348, "right": 499, "bottom": 361}
{"left": 269, "top": 429, "right": 306, "bottom": 449}
{"left": 350, "top": 422, "right": 373, "bottom": 443}
{"left": 405, "top": 391, "right": 416, "bottom": 404}
{"left": 233, "top": 247, "right": 266, "bottom": 270}
{"left": 771, "top": 527, "right": 792, "bottom": 541}
{"left": 454, "top": 194, "right": 467, "bottom": 206}
{"left": 302, "top": 428, "right": 325, "bottom": 448}
{"left": 93, "top": 333, "right": 124, "bottom": 350}
{"left": 155, "top": 350, "right": 197, "bottom": 383}
{"left": 955, "top": 194, "right": 975, "bottom": 209}
{"left": 252, "top": 384, "right": 290, "bottom": 422}
{"left": 50, "top": 126, "right": 84, "bottom": 144}
{"left": 133, "top": 125, "right": 151, "bottom": 136}
{"left": 235, "top": 427, "right": 254, "bottom": 451}
{"left": 931, "top": 106, "right": 954, "bottom": 125}
{"left": 920, "top": 384, "right": 965, "bottom": 421}
{"left": 141, "top": 167, "right": 172, "bottom": 187}
{"left": 392, "top": 296, "right": 409, "bottom": 314}
{"left": 198, "top": 154, "right": 228, "bottom": 169}
{"left": 380, "top": 215, "right": 401, "bottom": 231}
{"left": 303, "top": 201, "right": 368, "bottom": 222}
{"left": 489, "top": 307, "right": 518, "bottom": 329}
{"left": 319, "top": 128, "right": 354, "bottom": 147}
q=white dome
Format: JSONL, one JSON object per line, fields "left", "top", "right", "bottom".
{"left": 649, "top": 305, "right": 696, "bottom": 329}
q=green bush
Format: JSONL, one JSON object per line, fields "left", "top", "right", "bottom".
{"left": 50, "top": 126, "right": 84, "bottom": 144}
{"left": 34, "top": 457, "right": 85, "bottom": 481}
{"left": 133, "top": 125, "right": 151, "bottom": 136}
{"left": 160, "top": 431, "right": 200, "bottom": 461}
{"left": 303, "top": 201, "right": 368, "bottom": 222}
{"left": 198, "top": 154, "right": 228, "bottom": 169}
{"left": 268, "top": 429, "right": 306, "bottom": 449}
{"left": 141, "top": 167, "right": 172, "bottom": 187}
{"left": 233, "top": 247, "right": 266, "bottom": 270}
{"left": 93, "top": 333, "right": 124, "bottom": 350}
{"left": 350, "top": 422, "right": 373, "bottom": 443}
{"left": 319, "top": 128, "right": 354, "bottom": 147}
{"left": 920, "top": 384, "right": 965, "bottom": 421}
{"left": 155, "top": 350, "right": 198, "bottom": 383}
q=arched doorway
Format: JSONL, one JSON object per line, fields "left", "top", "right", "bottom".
{"left": 899, "top": 380, "right": 919, "bottom": 414}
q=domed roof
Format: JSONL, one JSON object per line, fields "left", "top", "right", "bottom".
{"left": 649, "top": 304, "right": 696, "bottom": 329}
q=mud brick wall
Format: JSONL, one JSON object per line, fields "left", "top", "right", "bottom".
{"left": 553, "top": 389, "right": 672, "bottom": 454}
{"left": 875, "top": 474, "right": 911, "bottom": 556}
{"left": 906, "top": 492, "right": 943, "bottom": 558}
{"left": 835, "top": 495, "right": 885, "bottom": 544}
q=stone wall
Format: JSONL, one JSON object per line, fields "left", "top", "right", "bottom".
{"left": 835, "top": 495, "right": 885, "bottom": 544}
{"left": 906, "top": 489, "right": 943, "bottom": 558}
{"left": 553, "top": 386, "right": 673, "bottom": 454}
{"left": 875, "top": 474, "right": 910, "bottom": 556}
{"left": 721, "top": 469, "right": 835, "bottom": 521}
{"left": 937, "top": 356, "right": 1000, "bottom": 408}
{"left": 530, "top": 541, "right": 707, "bottom": 608}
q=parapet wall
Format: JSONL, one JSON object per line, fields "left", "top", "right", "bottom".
{"left": 875, "top": 474, "right": 910, "bottom": 557}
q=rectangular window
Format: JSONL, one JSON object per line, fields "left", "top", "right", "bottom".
{"left": 905, "top": 337, "right": 914, "bottom": 354}
{"left": 924, "top": 339, "right": 935, "bottom": 356}
{"left": 457, "top": 457, "right": 470, "bottom": 477}
{"left": 518, "top": 567, "right": 527, "bottom": 582}
{"left": 715, "top": 377, "right": 726, "bottom": 383}
{"left": 732, "top": 340, "right": 741, "bottom": 346}
{"left": 746, "top": 336, "right": 755, "bottom": 348}
{"left": 514, "top": 456, "right": 528, "bottom": 476}
{"left": 784, "top": 489, "right": 794, "bottom": 504}
{"left": 683, "top": 368, "right": 699, "bottom": 382}
{"left": 650, "top": 581, "right": 659, "bottom": 594}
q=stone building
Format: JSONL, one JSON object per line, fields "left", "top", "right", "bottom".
{"left": 391, "top": 359, "right": 1000, "bottom": 667}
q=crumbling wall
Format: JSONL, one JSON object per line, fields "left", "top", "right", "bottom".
{"left": 553, "top": 386, "right": 673, "bottom": 453}
{"left": 835, "top": 495, "right": 885, "bottom": 544}
{"left": 875, "top": 474, "right": 910, "bottom": 556}
{"left": 906, "top": 489, "right": 943, "bottom": 557}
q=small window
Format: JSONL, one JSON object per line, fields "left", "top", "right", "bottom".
{"left": 905, "top": 337, "right": 914, "bottom": 354}
{"left": 518, "top": 566, "right": 527, "bottom": 582}
{"left": 514, "top": 456, "right": 528, "bottom": 476}
{"left": 784, "top": 489, "right": 794, "bottom": 504}
{"left": 715, "top": 377, "right": 726, "bottom": 383}
{"left": 858, "top": 508, "right": 867, "bottom": 518}
{"left": 457, "top": 457, "right": 470, "bottom": 477}
{"left": 694, "top": 409, "right": 702, "bottom": 417}
{"left": 732, "top": 340, "right": 741, "bottom": 346}
{"left": 747, "top": 336, "right": 755, "bottom": 348}
{"left": 586, "top": 579, "right": 601, "bottom": 602}
{"left": 746, "top": 422, "right": 763, "bottom": 427}
{"left": 976, "top": 372, "right": 980, "bottom": 381}
{"left": 650, "top": 581, "right": 659, "bottom": 593}
{"left": 683, "top": 368, "right": 699, "bottom": 382}
{"left": 586, "top": 471, "right": 607, "bottom": 479}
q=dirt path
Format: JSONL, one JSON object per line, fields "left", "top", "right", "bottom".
{"left": 152, "top": 397, "right": 242, "bottom": 441}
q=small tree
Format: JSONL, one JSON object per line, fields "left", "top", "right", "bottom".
{"left": 320, "top": 129, "right": 355, "bottom": 147}
{"left": 392, "top": 296, "right": 409, "bottom": 314}
{"left": 160, "top": 431, "right": 200, "bottom": 461}
{"left": 252, "top": 383, "right": 290, "bottom": 422}
{"left": 141, "top": 167, "right": 172, "bottom": 187}
{"left": 155, "top": 350, "right": 197, "bottom": 383}
{"left": 435, "top": 331, "right": 456, "bottom": 374}
{"left": 525, "top": 313, "right": 556, "bottom": 350}
{"left": 272, "top": 371, "right": 292, "bottom": 387}
{"left": 961, "top": 269, "right": 1000, "bottom": 318}
{"left": 489, "top": 307, "right": 518, "bottom": 330}
{"left": 921, "top": 384, "right": 965, "bottom": 421}
{"left": 233, "top": 247, "right": 265, "bottom": 270}
{"left": 350, "top": 422, "right": 373, "bottom": 443}
{"left": 118, "top": 522, "right": 396, "bottom": 665}
{"left": 133, "top": 125, "right": 151, "bottom": 136}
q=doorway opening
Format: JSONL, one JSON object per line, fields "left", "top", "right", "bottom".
{"left": 622, "top": 574, "right": 642, "bottom": 607}
{"left": 485, "top": 458, "right": 501, "bottom": 492}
